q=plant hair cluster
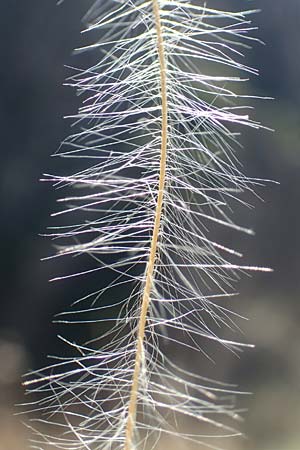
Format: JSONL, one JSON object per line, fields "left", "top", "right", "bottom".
{"left": 23, "top": 1, "right": 270, "bottom": 449}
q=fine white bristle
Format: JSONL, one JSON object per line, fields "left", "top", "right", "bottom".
{"left": 23, "top": 1, "right": 268, "bottom": 449}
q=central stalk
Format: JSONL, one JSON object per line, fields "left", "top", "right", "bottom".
{"left": 124, "top": 1, "right": 168, "bottom": 449}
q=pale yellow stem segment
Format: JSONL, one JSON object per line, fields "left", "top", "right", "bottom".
{"left": 124, "top": 1, "right": 168, "bottom": 449}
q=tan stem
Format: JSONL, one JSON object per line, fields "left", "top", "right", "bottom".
{"left": 124, "top": 1, "right": 168, "bottom": 449}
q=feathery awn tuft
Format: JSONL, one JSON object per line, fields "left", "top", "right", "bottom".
{"left": 23, "top": 1, "right": 271, "bottom": 449}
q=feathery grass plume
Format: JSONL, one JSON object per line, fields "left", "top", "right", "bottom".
{"left": 23, "top": 1, "right": 271, "bottom": 449}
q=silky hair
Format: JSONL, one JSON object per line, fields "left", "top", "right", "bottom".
{"left": 23, "top": 1, "right": 270, "bottom": 449}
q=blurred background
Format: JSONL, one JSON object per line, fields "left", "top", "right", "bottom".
{"left": 0, "top": 0, "right": 299, "bottom": 449}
